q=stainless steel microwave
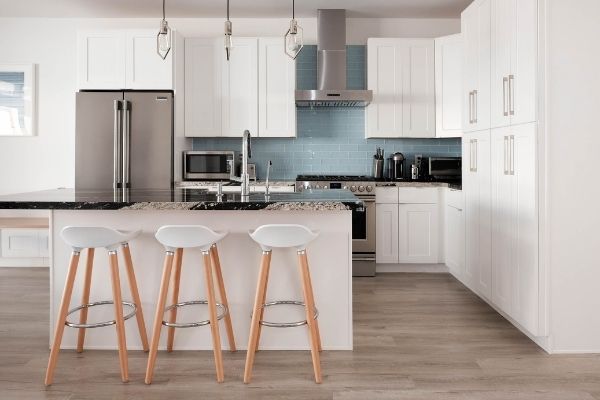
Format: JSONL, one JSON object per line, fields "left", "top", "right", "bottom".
{"left": 183, "top": 151, "right": 235, "bottom": 180}
{"left": 428, "top": 157, "right": 462, "bottom": 178}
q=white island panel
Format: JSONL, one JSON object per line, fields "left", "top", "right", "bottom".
{"left": 50, "top": 209, "right": 353, "bottom": 351}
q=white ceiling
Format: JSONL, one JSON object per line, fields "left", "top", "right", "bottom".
{"left": 0, "top": 0, "right": 471, "bottom": 19}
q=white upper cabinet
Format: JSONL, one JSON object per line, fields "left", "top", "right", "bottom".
{"left": 435, "top": 34, "right": 463, "bottom": 138}
{"left": 125, "top": 30, "right": 174, "bottom": 90}
{"left": 186, "top": 37, "right": 293, "bottom": 138}
{"left": 77, "top": 31, "right": 126, "bottom": 89}
{"left": 403, "top": 39, "right": 436, "bottom": 138}
{"left": 490, "top": 0, "right": 513, "bottom": 128}
{"left": 221, "top": 38, "right": 259, "bottom": 137}
{"left": 258, "top": 38, "right": 296, "bottom": 138}
{"left": 185, "top": 38, "right": 222, "bottom": 137}
{"left": 367, "top": 38, "right": 435, "bottom": 138}
{"left": 77, "top": 30, "right": 178, "bottom": 90}
{"left": 510, "top": 0, "right": 537, "bottom": 126}
{"left": 462, "top": 0, "right": 492, "bottom": 133}
{"left": 491, "top": 0, "right": 537, "bottom": 128}
{"left": 367, "top": 39, "right": 404, "bottom": 138}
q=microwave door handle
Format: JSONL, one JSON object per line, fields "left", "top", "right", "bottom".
{"left": 113, "top": 100, "right": 123, "bottom": 190}
{"left": 122, "top": 100, "right": 131, "bottom": 189}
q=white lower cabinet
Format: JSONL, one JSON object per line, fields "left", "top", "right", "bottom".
{"left": 445, "top": 189, "right": 465, "bottom": 278}
{"left": 375, "top": 203, "right": 399, "bottom": 264}
{"left": 463, "top": 130, "right": 492, "bottom": 299}
{"left": 491, "top": 122, "right": 538, "bottom": 335}
{"left": 375, "top": 187, "right": 440, "bottom": 264}
{"left": 1, "top": 229, "right": 48, "bottom": 258}
{"left": 398, "top": 204, "right": 439, "bottom": 263}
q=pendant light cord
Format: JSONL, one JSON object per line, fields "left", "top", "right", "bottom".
{"left": 162, "top": 0, "right": 166, "bottom": 21}
{"left": 227, "top": 0, "right": 230, "bottom": 21}
{"left": 292, "top": 0, "right": 295, "bottom": 19}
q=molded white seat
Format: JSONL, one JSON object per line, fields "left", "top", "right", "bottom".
{"left": 61, "top": 226, "right": 141, "bottom": 252}
{"left": 155, "top": 225, "right": 227, "bottom": 252}
{"left": 249, "top": 224, "right": 319, "bottom": 251}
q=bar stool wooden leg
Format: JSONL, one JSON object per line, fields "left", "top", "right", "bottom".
{"left": 122, "top": 243, "right": 149, "bottom": 352}
{"left": 108, "top": 251, "right": 129, "bottom": 383}
{"left": 45, "top": 251, "right": 81, "bottom": 386}
{"left": 255, "top": 251, "right": 272, "bottom": 351}
{"left": 298, "top": 250, "right": 322, "bottom": 384}
{"left": 145, "top": 251, "right": 174, "bottom": 384}
{"left": 243, "top": 250, "right": 272, "bottom": 384}
{"left": 203, "top": 251, "right": 225, "bottom": 383}
{"left": 303, "top": 254, "right": 322, "bottom": 352}
{"left": 210, "top": 244, "right": 236, "bottom": 352}
{"left": 167, "top": 248, "right": 183, "bottom": 352}
{"left": 76, "top": 248, "right": 95, "bottom": 353}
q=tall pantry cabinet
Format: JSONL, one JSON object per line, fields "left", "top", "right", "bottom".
{"left": 459, "top": 0, "right": 541, "bottom": 337}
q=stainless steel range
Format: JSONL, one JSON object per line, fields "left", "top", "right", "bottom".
{"left": 296, "top": 175, "right": 376, "bottom": 277}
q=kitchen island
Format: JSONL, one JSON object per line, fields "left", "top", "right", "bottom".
{"left": 0, "top": 188, "right": 361, "bottom": 351}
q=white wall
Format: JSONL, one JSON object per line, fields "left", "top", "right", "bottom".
{"left": 544, "top": 0, "right": 600, "bottom": 352}
{"left": 0, "top": 17, "right": 459, "bottom": 195}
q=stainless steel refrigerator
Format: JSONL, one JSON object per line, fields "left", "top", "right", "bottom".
{"left": 75, "top": 91, "right": 173, "bottom": 190}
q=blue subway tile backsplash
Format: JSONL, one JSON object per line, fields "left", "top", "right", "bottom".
{"left": 193, "top": 45, "right": 461, "bottom": 180}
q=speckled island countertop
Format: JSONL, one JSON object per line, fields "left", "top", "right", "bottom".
{"left": 0, "top": 188, "right": 364, "bottom": 211}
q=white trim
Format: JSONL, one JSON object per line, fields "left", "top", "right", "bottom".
{"left": 376, "top": 263, "right": 449, "bottom": 273}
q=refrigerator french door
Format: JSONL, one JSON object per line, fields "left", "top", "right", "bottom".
{"left": 75, "top": 91, "right": 173, "bottom": 190}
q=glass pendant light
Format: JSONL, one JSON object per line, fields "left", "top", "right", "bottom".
{"left": 224, "top": 0, "right": 233, "bottom": 61}
{"left": 284, "top": 0, "right": 303, "bottom": 59}
{"left": 157, "top": 0, "right": 172, "bottom": 60}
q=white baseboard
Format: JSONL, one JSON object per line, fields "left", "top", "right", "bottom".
{"left": 0, "top": 258, "right": 49, "bottom": 267}
{"left": 376, "top": 263, "right": 449, "bottom": 273}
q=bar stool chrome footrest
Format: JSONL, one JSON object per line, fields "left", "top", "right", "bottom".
{"left": 162, "top": 300, "right": 228, "bottom": 328}
{"left": 65, "top": 301, "right": 138, "bottom": 329}
{"left": 258, "top": 300, "right": 319, "bottom": 328}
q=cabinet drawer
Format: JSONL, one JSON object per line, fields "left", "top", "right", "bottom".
{"left": 1, "top": 229, "right": 46, "bottom": 258}
{"left": 375, "top": 187, "right": 398, "bottom": 204}
{"left": 397, "top": 187, "right": 439, "bottom": 204}
{"left": 446, "top": 188, "right": 464, "bottom": 209}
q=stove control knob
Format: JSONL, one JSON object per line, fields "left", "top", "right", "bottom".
{"left": 366, "top": 185, "right": 373, "bottom": 193}
{"left": 358, "top": 185, "right": 365, "bottom": 192}
{"left": 350, "top": 185, "right": 357, "bottom": 192}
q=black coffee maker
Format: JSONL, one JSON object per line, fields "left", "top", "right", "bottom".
{"left": 387, "top": 152, "right": 405, "bottom": 180}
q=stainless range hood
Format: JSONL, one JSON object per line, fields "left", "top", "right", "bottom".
{"left": 295, "top": 9, "right": 373, "bottom": 107}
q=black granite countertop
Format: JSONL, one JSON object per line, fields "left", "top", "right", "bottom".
{"left": 0, "top": 188, "right": 364, "bottom": 211}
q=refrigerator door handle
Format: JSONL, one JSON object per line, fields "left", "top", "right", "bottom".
{"left": 122, "top": 100, "right": 131, "bottom": 189}
{"left": 113, "top": 100, "right": 123, "bottom": 190}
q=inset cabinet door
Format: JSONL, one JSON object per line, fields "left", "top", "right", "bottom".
{"left": 125, "top": 30, "right": 173, "bottom": 89}
{"left": 258, "top": 38, "right": 296, "bottom": 138}
{"left": 375, "top": 204, "right": 399, "bottom": 264}
{"left": 221, "top": 38, "right": 258, "bottom": 137}
{"left": 185, "top": 38, "right": 222, "bottom": 137}
{"left": 77, "top": 31, "right": 126, "bottom": 89}
{"left": 398, "top": 204, "right": 439, "bottom": 263}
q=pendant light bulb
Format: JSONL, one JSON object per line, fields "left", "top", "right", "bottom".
{"left": 284, "top": 0, "right": 303, "bottom": 59}
{"left": 157, "top": 0, "right": 172, "bottom": 60}
{"left": 225, "top": 0, "right": 233, "bottom": 61}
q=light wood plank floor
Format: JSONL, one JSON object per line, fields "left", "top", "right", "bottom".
{"left": 1, "top": 268, "right": 599, "bottom": 400}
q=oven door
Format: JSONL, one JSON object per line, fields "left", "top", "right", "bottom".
{"left": 184, "top": 152, "right": 234, "bottom": 180}
{"left": 352, "top": 197, "right": 375, "bottom": 252}
{"left": 352, "top": 196, "right": 376, "bottom": 276}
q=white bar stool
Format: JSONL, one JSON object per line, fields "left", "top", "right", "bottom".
{"left": 145, "top": 225, "right": 236, "bottom": 384}
{"left": 244, "top": 224, "right": 323, "bottom": 384}
{"left": 45, "top": 227, "right": 149, "bottom": 386}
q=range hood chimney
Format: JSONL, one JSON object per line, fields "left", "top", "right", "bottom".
{"left": 295, "top": 9, "right": 373, "bottom": 107}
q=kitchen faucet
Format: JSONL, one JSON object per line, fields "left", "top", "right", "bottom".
{"left": 236, "top": 130, "right": 252, "bottom": 197}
